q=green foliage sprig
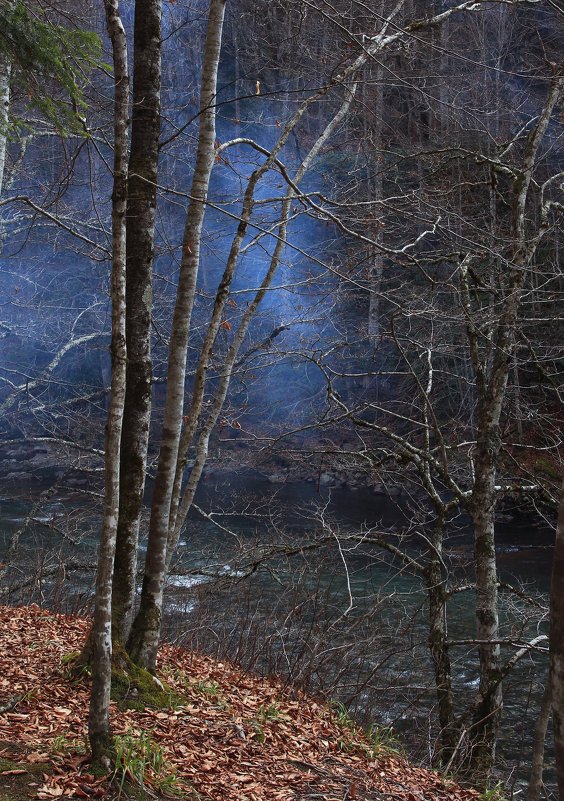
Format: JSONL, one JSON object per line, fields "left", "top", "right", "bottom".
{"left": 0, "top": 1, "right": 103, "bottom": 135}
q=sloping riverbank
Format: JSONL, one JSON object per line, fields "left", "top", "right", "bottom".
{"left": 0, "top": 604, "right": 481, "bottom": 801}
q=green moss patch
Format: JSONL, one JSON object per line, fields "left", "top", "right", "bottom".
{"left": 110, "top": 642, "right": 185, "bottom": 711}
{"left": 63, "top": 642, "right": 185, "bottom": 711}
{"left": 0, "top": 745, "right": 52, "bottom": 801}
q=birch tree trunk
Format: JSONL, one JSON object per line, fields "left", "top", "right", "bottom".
{"left": 469, "top": 416, "right": 504, "bottom": 780}
{"left": 0, "top": 0, "right": 13, "bottom": 232}
{"left": 551, "top": 478, "right": 564, "bottom": 799}
{"left": 88, "top": 0, "right": 129, "bottom": 765}
{"left": 0, "top": 49, "right": 10, "bottom": 200}
{"left": 112, "top": 0, "right": 162, "bottom": 645}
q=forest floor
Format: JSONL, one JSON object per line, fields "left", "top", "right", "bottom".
{"left": 0, "top": 605, "right": 480, "bottom": 801}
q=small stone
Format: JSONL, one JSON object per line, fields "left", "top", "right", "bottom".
{"left": 232, "top": 723, "right": 246, "bottom": 739}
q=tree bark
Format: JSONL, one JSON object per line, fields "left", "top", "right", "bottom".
{"left": 112, "top": 0, "right": 162, "bottom": 644}
{"left": 0, "top": 47, "right": 10, "bottom": 200}
{"left": 88, "top": 0, "right": 129, "bottom": 766}
{"left": 528, "top": 681, "right": 552, "bottom": 801}
{"left": 469, "top": 423, "right": 504, "bottom": 781}
{"left": 427, "top": 518, "right": 457, "bottom": 764}
{"left": 551, "top": 478, "right": 564, "bottom": 799}
{"left": 127, "top": 0, "right": 227, "bottom": 669}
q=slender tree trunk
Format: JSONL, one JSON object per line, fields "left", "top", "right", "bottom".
{"left": 0, "top": 48, "right": 10, "bottom": 199}
{"left": 88, "top": 0, "right": 129, "bottom": 766}
{"left": 551, "top": 478, "right": 564, "bottom": 799}
{"left": 366, "top": 31, "right": 384, "bottom": 342}
{"left": 469, "top": 426, "right": 503, "bottom": 781}
{"left": 0, "top": 46, "right": 10, "bottom": 246}
{"left": 427, "top": 518, "right": 457, "bottom": 764}
{"left": 127, "top": 0, "right": 227, "bottom": 669}
{"left": 112, "top": 0, "right": 162, "bottom": 644}
{"left": 134, "top": 83, "right": 359, "bottom": 672}
{"left": 528, "top": 681, "right": 552, "bottom": 801}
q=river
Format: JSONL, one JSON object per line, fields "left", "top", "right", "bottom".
{"left": 0, "top": 472, "right": 555, "bottom": 791}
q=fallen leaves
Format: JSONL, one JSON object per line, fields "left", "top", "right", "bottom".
{"left": 0, "top": 605, "right": 480, "bottom": 801}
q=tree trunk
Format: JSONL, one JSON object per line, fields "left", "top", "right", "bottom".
{"left": 427, "top": 520, "right": 457, "bottom": 765}
{"left": 0, "top": 47, "right": 10, "bottom": 199}
{"left": 127, "top": 0, "right": 227, "bottom": 669}
{"left": 469, "top": 427, "right": 503, "bottom": 782}
{"left": 528, "top": 681, "right": 552, "bottom": 801}
{"left": 551, "top": 478, "right": 564, "bottom": 799}
{"left": 464, "top": 73, "right": 563, "bottom": 785}
{"left": 88, "top": 0, "right": 129, "bottom": 766}
{"left": 112, "top": 0, "right": 162, "bottom": 644}
{"left": 366, "top": 47, "right": 384, "bottom": 343}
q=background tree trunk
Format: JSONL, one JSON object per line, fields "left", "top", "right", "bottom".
{"left": 528, "top": 681, "right": 552, "bottom": 801}
{"left": 469, "top": 433, "right": 503, "bottom": 781}
{"left": 427, "top": 518, "right": 457, "bottom": 764}
{"left": 466, "top": 72, "right": 563, "bottom": 784}
{"left": 551, "top": 478, "right": 564, "bottom": 798}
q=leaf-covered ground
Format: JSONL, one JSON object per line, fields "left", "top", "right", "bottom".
{"left": 0, "top": 605, "right": 479, "bottom": 800}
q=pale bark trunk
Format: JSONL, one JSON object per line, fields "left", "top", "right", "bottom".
{"left": 527, "top": 681, "right": 552, "bottom": 801}
{"left": 166, "top": 4, "right": 414, "bottom": 546}
{"left": 469, "top": 428, "right": 503, "bottom": 780}
{"left": 367, "top": 77, "right": 384, "bottom": 343}
{"left": 427, "top": 517, "right": 456, "bottom": 764}
{"left": 0, "top": 49, "right": 10, "bottom": 200}
{"left": 417, "top": 349, "right": 457, "bottom": 764}
{"left": 551, "top": 478, "right": 564, "bottom": 799}
{"left": 365, "top": 6, "right": 384, "bottom": 342}
{"left": 88, "top": 0, "right": 129, "bottom": 765}
{"left": 0, "top": 48, "right": 10, "bottom": 247}
{"left": 112, "top": 0, "right": 161, "bottom": 645}
{"left": 127, "top": 0, "right": 227, "bottom": 668}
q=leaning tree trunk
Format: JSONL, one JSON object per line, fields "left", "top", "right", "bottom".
{"left": 551, "top": 478, "right": 564, "bottom": 799}
{"left": 129, "top": 85, "right": 360, "bottom": 671}
{"left": 112, "top": 0, "right": 162, "bottom": 645}
{"left": 88, "top": 0, "right": 129, "bottom": 766}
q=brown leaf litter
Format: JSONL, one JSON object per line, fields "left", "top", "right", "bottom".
{"left": 0, "top": 605, "right": 479, "bottom": 800}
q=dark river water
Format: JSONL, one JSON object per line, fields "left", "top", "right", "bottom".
{"left": 0, "top": 473, "right": 555, "bottom": 791}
